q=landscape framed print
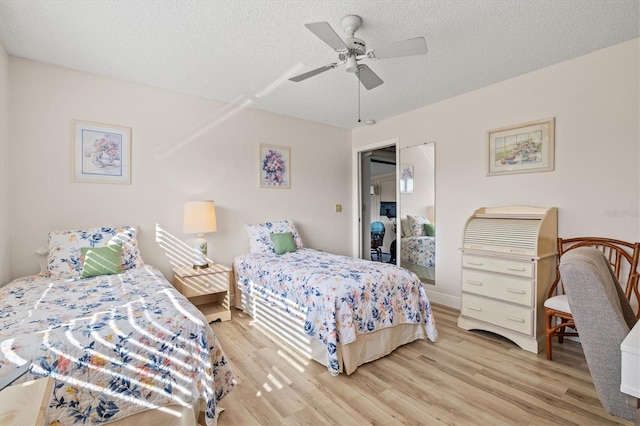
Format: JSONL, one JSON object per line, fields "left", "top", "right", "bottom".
{"left": 488, "top": 117, "right": 555, "bottom": 176}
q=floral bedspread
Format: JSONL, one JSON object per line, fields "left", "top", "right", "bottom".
{"left": 234, "top": 248, "right": 437, "bottom": 376}
{"left": 0, "top": 265, "right": 236, "bottom": 425}
{"left": 401, "top": 236, "right": 436, "bottom": 268}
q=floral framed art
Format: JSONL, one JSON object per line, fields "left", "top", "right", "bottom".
{"left": 72, "top": 120, "right": 132, "bottom": 184}
{"left": 488, "top": 117, "right": 555, "bottom": 176}
{"left": 260, "top": 144, "right": 290, "bottom": 189}
{"left": 400, "top": 163, "right": 414, "bottom": 193}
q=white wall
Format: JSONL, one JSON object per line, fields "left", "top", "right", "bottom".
{"left": 353, "top": 39, "right": 640, "bottom": 308}
{"left": 0, "top": 43, "right": 9, "bottom": 284}
{"left": 7, "top": 58, "right": 352, "bottom": 281}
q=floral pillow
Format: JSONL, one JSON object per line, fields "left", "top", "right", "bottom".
{"left": 246, "top": 219, "right": 304, "bottom": 254}
{"left": 407, "top": 215, "right": 431, "bottom": 237}
{"left": 47, "top": 226, "right": 143, "bottom": 278}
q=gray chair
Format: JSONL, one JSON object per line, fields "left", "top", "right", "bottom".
{"left": 559, "top": 247, "right": 638, "bottom": 422}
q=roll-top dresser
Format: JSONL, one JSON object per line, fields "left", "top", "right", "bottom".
{"left": 457, "top": 205, "right": 557, "bottom": 353}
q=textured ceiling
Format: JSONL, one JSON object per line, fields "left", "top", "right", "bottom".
{"left": 0, "top": 0, "right": 638, "bottom": 129}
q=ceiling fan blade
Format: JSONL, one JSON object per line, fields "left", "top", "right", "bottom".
{"left": 356, "top": 65, "right": 384, "bottom": 90}
{"left": 305, "top": 22, "right": 348, "bottom": 52}
{"left": 372, "top": 37, "right": 428, "bottom": 59}
{"left": 289, "top": 64, "right": 337, "bottom": 82}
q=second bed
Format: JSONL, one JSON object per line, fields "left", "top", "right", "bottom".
{"left": 234, "top": 220, "right": 438, "bottom": 376}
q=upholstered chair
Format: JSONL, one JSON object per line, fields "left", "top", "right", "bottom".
{"left": 544, "top": 237, "right": 640, "bottom": 360}
{"left": 559, "top": 247, "right": 637, "bottom": 422}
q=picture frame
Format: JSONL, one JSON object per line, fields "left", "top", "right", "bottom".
{"left": 72, "top": 120, "right": 131, "bottom": 184}
{"left": 260, "top": 144, "right": 290, "bottom": 189}
{"left": 488, "top": 117, "right": 555, "bottom": 176}
{"left": 400, "top": 163, "right": 414, "bottom": 193}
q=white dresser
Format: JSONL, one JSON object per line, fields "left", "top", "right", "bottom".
{"left": 621, "top": 321, "right": 640, "bottom": 398}
{"left": 457, "top": 206, "right": 558, "bottom": 353}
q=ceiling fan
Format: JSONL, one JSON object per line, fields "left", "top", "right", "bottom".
{"left": 289, "top": 15, "right": 428, "bottom": 90}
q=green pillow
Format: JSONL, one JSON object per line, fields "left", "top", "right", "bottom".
{"left": 80, "top": 244, "right": 123, "bottom": 278}
{"left": 423, "top": 223, "right": 435, "bottom": 237}
{"left": 270, "top": 232, "right": 296, "bottom": 255}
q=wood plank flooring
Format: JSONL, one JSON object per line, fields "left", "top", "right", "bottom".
{"left": 212, "top": 304, "right": 633, "bottom": 426}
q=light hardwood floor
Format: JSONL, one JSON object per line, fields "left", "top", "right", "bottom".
{"left": 212, "top": 304, "right": 633, "bottom": 426}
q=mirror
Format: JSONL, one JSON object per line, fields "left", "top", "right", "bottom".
{"left": 398, "top": 142, "right": 435, "bottom": 284}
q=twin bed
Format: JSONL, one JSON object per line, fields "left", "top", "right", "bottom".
{"left": 234, "top": 219, "right": 438, "bottom": 376}
{"left": 0, "top": 226, "right": 235, "bottom": 425}
{"left": 1, "top": 220, "right": 438, "bottom": 425}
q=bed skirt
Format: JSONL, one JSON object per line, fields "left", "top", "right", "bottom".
{"left": 234, "top": 283, "right": 427, "bottom": 375}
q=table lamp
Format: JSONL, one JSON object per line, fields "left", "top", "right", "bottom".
{"left": 183, "top": 201, "right": 217, "bottom": 269}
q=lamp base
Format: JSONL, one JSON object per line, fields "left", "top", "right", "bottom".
{"left": 192, "top": 263, "right": 209, "bottom": 270}
{"left": 190, "top": 235, "right": 209, "bottom": 270}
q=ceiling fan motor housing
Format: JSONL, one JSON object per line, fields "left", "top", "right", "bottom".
{"left": 345, "top": 37, "right": 366, "bottom": 55}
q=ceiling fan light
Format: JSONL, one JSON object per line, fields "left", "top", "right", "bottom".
{"left": 345, "top": 55, "right": 358, "bottom": 73}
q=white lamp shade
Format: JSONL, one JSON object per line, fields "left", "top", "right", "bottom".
{"left": 183, "top": 201, "right": 217, "bottom": 234}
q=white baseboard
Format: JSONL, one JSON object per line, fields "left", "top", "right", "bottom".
{"left": 424, "top": 288, "right": 460, "bottom": 310}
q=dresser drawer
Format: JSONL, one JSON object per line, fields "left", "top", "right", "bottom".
{"left": 462, "top": 269, "right": 534, "bottom": 307}
{"left": 462, "top": 255, "right": 534, "bottom": 278}
{"left": 461, "top": 294, "right": 533, "bottom": 335}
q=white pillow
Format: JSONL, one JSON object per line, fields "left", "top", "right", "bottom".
{"left": 400, "top": 218, "right": 412, "bottom": 237}
{"left": 407, "top": 215, "right": 431, "bottom": 237}
{"left": 246, "top": 219, "right": 304, "bottom": 254}
{"left": 35, "top": 246, "right": 49, "bottom": 275}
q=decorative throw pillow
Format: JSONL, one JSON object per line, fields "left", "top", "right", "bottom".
{"left": 407, "top": 215, "right": 430, "bottom": 237}
{"left": 270, "top": 232, "right": 297, "bottom": 255}
{"left": 80, "top": 245, "right": 123, "bottom": 278}
{"left": 48, "top": 226, "right": 143, "bottom": 278}
{"left": 246, "top": 219, "right": 304, "bottom": 254}
{"left": 423, "top": 223, "right": 435, "bottom": 237}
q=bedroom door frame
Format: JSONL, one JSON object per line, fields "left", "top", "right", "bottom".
{"left": 351, "top": 137, "right": 400, "bottom": 261}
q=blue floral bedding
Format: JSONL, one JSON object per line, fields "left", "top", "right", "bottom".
{"left": 234, "top": 248, "right": 437, "bottom": 376}
{"left": 0, "top": 265, "right": 236, "bottom": 425}
{"left": 401, "top": 236, "right": 436, "bottom": 268}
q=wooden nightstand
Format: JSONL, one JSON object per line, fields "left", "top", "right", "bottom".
{"left": 173, "top": 264, "right": 232, "bottom": 322}
{"left": 0, "top": 377, "right": 54, "bottom": 425}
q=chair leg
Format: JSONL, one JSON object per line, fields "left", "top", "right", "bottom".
{"left": 546, "top": 313, "right": 553, "bottom": 361}
{"left": 558, "top": 327, "right": 565, "bottom": 344}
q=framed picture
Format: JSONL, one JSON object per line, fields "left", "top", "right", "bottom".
{"left": 72, "top": 120, "right": 131, "bottom": 184}
{"left": 400, "top": 163, "right": 414, "bottom": 193}
{"left": 260, "top": 144, "right": 290, "bottom": 189}
{"left": 488, "top": 117, "right": 555, "bottom": 176}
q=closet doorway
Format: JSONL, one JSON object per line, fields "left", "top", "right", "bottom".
{"left": 353, "top": 138, "right": 398, "bottom": 264}
{"left": 352, "top": 138, "right": 436, "bottom": 284}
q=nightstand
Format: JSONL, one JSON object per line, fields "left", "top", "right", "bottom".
{"left": 0, "top": 377, "right": 54, "bottom": 425}
{"left": 173, "top": 264, "right": 232, "bottom": 322}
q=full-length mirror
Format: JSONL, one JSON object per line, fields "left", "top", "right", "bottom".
{"left": 398, "top": 142, "right": 435, "bottom": 284}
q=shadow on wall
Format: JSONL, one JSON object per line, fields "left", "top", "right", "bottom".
{"left": 155, "top": 223, "right": 209, "bottom": 269}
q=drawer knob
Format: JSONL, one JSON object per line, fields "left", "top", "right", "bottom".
{"left": 467, "top": 280, "right": 483, "bottom": 286}
{"left": 468, "top": 306, "right": 482, "bottom": 312}
{"left": 507, "top": 288, "right": 526, "bottom": 294}
{"left": 507, "top": 316, "right": 525, "bottom": 323}
{"left": 468, "top": 261, "right": 483, "bottom": 266}
{"left": 506, "top": 266, "right": 526, "bottom": 271}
